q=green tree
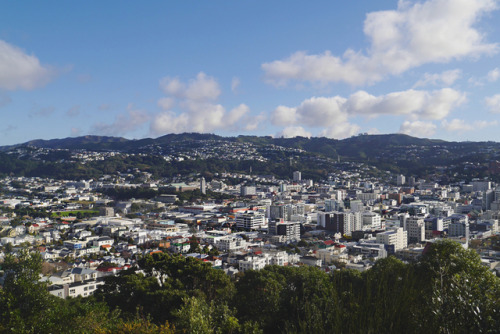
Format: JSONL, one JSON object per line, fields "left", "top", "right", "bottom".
{"left": 0, "top": 248, "right": 56, "bottom": 333}
{"left": 414, "top": 240, "right": 500, "bottom": 333}
{"left": 188, "top": 234, "right": 201, "bottom": 253}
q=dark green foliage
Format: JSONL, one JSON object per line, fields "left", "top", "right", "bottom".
{"left": 5, "top": 133, "right": 500, "bottom": 181}
{"left": 1, "top": 241, "right": 498, "bottom": 333}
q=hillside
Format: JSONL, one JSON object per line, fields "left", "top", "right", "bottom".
{"left": 1, "top": 133, "right": 500, "bottom": 181}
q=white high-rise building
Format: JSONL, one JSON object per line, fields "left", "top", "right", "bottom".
{"left": 236, "top": 211, "right": 265, "bottom": 230}
{"left": 362, "top": 211, "right": 382, "bottom": 230}
{"left": 241, "top": 186, "right": 256, "bottom": 196}
{"left": 376, "top": 227, "right": 407, "bottom": 251}
{"left": 397, "top": 174, "right": 406, "bottom": 186}
{"left": 293, "top": 171, "right": 302, "bottom": 182}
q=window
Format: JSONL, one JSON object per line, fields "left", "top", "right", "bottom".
{"left": 84, "top": 287, "right": 88, "bottom": 291}
{"left": 69, "top": 289, "right": 75, "bottom": 294}
{"left": 89, "top": 285, "right": 94, "bottom": 290}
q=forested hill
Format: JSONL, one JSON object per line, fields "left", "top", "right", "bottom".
{"left": 2, "top": 133, "right": 500, "bottom": 181}
{"left": 0, "top": 133, "right": 451, "bottom": 154}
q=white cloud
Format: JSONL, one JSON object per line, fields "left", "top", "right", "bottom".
{"left": 150, "top": 111, "right": 190, "bottom": 134}
{"left": 157, "top": 97, "right": 175, "bottom": 110}
{"left": 414, "top": 69, "right": 462, "bottom": 87}
{"left": 263, "top": 0, "right": 498, "bottom": 86}
{"left": 485, "top": 94, "right": 500, "bottom": 113}
{"left": 272, "top": 96, "right": 347, "bottom": 127}
{"left": 153, "top": 72, "right": 250, "bottom": 135}
{"left": 271, "top": 105, "right": 298, "bottom": 126}
{"left": 0, "top": 40, "right": 55, "bottom": 90}
{"left": 276, "top": 126, "right": 312, "bottom": 138}
{"left": 160, "top": 72, "right": 220, "bottom": 101}
{"left": 366, "top": 128, "right": 381, "bottom": 135}
{"left": 92, "top": 104, "right": 150, "bottom": 136}
{"left": 399, "top": 120, "right": 437, "bottom": 137}
{"left": 244, "top": 113, "right": 267, "bottom": 131}
{"left": 231, "top": 77, "right": 240, "bottom": 93}
{"left": 319, "top": 123, "right": 361, "bottom": 139}
{"left": 273, "top": 88, "right": 464, "bottom": 128}
{"left": 271, "top": 96, "right": 358, "bottom": 139}
{"left": 271, "top": 88, "right": 464, "bottom": 140}
{"left": 441, "top": 118, "right": 496, "bottom": 131}
{"left": 346, "top": 88, "right": 465, "bottom": 120}
{"left": 151, "top": 101, "right": 250, "bottom": 135}
{"left": 487, "top": 67, "right": 500, "bottom": 82}
{"left": 226, "top": 104, "right": 250, "bottom": 125}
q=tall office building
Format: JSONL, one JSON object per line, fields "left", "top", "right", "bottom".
{"left": 293, "top": 171, "right": 302, "bottom": 182}
{"left": 406, "top": 217, "right": 425, "bottom": 244}
{"left": 317, "top": 211, "right": 359, "bottom": 236}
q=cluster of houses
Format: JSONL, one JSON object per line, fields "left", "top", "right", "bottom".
{"left": 1, "top": 171, "right": 500, "bottom": 298}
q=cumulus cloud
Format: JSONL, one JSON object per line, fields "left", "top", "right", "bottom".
{"left": 271, "top": 88, "right": 464, "bottom": 139}
{"left": 319, "top": 123, "right": 361, "bottom": 139}
{"left": 485, "top": 94, "right": 500, "bottom": 113}
{"left": 272, "top": 96, "right": 348, "bottom": 128}
{"left": 277, "top": 126, "right": 312, "bottom": 138}
{"left": 441, "top": 118, "right": 496, "bottom": 131}
{"left": 151, "top": 103, "right": 250, "bottom": 134}
{"left": 487, "top": 67, "right": 500, "bottom": 82}
{"left": 345, "top": 88, "right": 465, "bottom": 120}
{"left": 263, "top": 0, "right": 498, "bottom": 86}
{"left": 152, "top": 72, "right": 253, "bottom": 135}
{"left": 0, "top": 40, "right": 56, "bottom": 90}
{"left": 92, "top": 104, "right": 150, "bottom": 136}
{"left": 244, "top": 113, "right": 267, "bottom": 131}
{"left": 271, "top": 96, "right": 360, "bottom": 139}
{"left": 399, "top": 120, "right": 437, "bottom": 137}
{"left": 157, "top": 97, "right": 175, "bottom": 110}
{"left": 160, "top": 72, "right": 220, "bottom": 101}
{"left": 413, "top": 69, "right": 462, "bottom": 87}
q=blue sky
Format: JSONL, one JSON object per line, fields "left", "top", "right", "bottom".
{"left": 1, "top": 0, "right": 500, "bottom": 145}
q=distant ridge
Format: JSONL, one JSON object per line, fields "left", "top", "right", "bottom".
{"left": 0, "top": 133, "right": 452, "bottom": 152}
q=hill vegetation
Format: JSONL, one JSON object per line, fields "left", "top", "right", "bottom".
{"left": 2, "top": 133, "right": 500, "bottom": 182}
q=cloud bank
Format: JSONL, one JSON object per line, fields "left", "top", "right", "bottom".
{"left": 151, "top": 72, "right": 253, "bottom": 135}
{"left": 271, "top": 88, "right": 465, "bottom": 138}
